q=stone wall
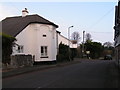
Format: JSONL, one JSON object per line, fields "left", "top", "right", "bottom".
{"left": 11, "top": 54, "right": 34, "bottom": 68}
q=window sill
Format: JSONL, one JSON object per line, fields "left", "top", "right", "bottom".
{"left": 40, "top": 56, "right": 49, "bottom": 58}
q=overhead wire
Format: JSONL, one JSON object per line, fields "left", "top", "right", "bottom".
{"left": 86, "top": 7, "right": 115, "bottom": 33}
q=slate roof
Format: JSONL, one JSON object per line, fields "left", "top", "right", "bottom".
{"left": 1, "top": 14, "right": 58, "bottom": 37}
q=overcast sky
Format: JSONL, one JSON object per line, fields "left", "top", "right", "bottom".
{"left": 0, "top": 0, "right": 118, "bottom": 44}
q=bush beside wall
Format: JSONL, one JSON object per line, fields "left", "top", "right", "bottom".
{"left": 57, "top": 42, "right": 77, "bottom": 62}
{"left": 0, "top": 33, "right": 16, "bottom": 65}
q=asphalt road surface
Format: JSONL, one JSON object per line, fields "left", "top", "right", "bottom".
{"left": 2, "top": 59, "right": 119, "bottom": 88}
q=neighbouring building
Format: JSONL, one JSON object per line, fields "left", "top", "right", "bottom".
{"left": 114, "top": 1, "right": 120, "bottom": 67}
{"left": 56, "top": 31, "right": 77, "bottom": 49}
{"left": 1, "top": 8, "right": 77, "bottom": 63}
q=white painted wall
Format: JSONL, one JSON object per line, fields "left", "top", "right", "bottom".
{"left": 57, "top": 33, "right": 77, "bottom": 48}
{"left": 58, "top": 34, "right": 69, "bottom": 46}
{"left": 13, "top": 23, "right": 57, "bottom": 62}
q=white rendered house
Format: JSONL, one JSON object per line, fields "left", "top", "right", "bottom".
{"left": 2, "top": 8, "right": 77, "bottom": 62}
{"left": 2, "top": 8, "right": 58, "bottom": 62}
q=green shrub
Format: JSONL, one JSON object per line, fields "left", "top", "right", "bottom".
{"left": 56, "top": 54, "right": 64, "bottom": 62}
{"left": 0, "top": 33, "right": 16, "bottom": 64}
{"left": 70, "top": 48, "right": 77, "bottom": 60}
{"left": 57, "top": 42, "right": 72, "bottom": 62}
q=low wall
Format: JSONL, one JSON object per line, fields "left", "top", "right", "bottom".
{"left": 11, "top": 54, "right": 34, "bottom": 68}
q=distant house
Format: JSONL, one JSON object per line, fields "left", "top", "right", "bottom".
{"left": 56, "top": 31, "right": 77, "bottom": 48}
{"left": 114, "top": 1, "right": 120, "bottom": 67}
{"left": 2, "top": 8, "right": 77, "bottom": 62}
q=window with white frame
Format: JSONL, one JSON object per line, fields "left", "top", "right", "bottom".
{"left": 18, "top": 45, "right": 24, "bottom": 53}
{"left": 41, "top": 46, "right": 48, "bottom": 58}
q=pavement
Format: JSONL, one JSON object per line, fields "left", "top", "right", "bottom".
{"left": 2, "top": 59, "right": 81, "bottom": 78}
{"left": 104, "top": 61, "right": 119, "bottom": 88}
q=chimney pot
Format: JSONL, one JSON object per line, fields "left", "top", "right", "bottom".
{"left": 22, "top": 8, "right": 29, "bottom": 17}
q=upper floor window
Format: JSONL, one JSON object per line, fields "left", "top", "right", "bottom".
{"left": 43, "top": 34, "right": 46, "bottom": 37}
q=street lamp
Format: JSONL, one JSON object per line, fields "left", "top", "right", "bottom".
{"left": 68, "top": 26, "right": 74, "bottom": 61}
{"left": 82, "top": 31, "right": 85, "bottom": 58}
{"left": 68, "top": 26, "right": 74, "bottom": 48}
{"left": 83, "top": 31, "right": 85, "bottom": 44}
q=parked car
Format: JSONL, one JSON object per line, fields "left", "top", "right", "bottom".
{"left": 104, "top": 55, "right": 112, "bottom": 60}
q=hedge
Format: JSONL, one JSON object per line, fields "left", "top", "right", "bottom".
{"left": 0, "top": 33, "right": 16, "bottom": 64}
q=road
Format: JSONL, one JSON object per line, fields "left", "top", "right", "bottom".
{"left": 2, "top": 59, "right": 119, "bottom": 88}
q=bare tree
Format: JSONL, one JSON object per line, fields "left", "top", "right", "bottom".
{"left": 71, "top": 31, "right": 80, "bottom": 44}
{"left": 85, "top": 33, "right": 92, "bottom": 42}
{"left": 103, "top": 42, "right": 113, "bottom": 48}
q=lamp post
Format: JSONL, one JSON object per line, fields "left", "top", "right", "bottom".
{"left": 68, "top": 26, "right": 74, "bottom": 61}
{"left": 82, "top": 31, "right": 85, "bottom": 58}
{"left": 68, "top": 26, "right": 74, "bottom": 47}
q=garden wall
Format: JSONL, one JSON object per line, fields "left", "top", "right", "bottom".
{"left": 11, "top": 54, "right": 34, "bottom": 68}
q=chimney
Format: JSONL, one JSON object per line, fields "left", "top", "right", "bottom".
{"left": 22, "top": 8, "right": 29, "bottom": 17}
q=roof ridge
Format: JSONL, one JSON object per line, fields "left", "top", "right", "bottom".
{"left": 2, "top": 14, "right": 58, "bottom": 37}
{"left": 36, "top": 14, "right": 56, "bottom": 24}
{"left": 4, "top": 14, "right": 38, "bottom": 20}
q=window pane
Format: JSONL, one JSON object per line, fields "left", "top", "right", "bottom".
{"left": 43, "top": 35, "right": 46, "bottom": 37}
{"left": 41, "top": 46, "right": 43, "bottom": 53}
{"left": 45, "top": 47, "right": 47, "bottom": 53}
{"left": 21, "top": 46, "right": 24, "bottom": 53}
{"left": 18, "top": 45, "right": 24, "bottom": 53}
{"left": 18, "top": 46, "right": 20, "bottom": 53}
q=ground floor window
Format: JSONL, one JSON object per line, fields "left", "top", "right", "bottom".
{"left": 41, "top": 46, "right": 48, "bottom": 58}
{"left": 13, "top": 44, "right": 24, "bottom": 53}
{"left": 18, "top": 45, "right": 24, "bottom": 53}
